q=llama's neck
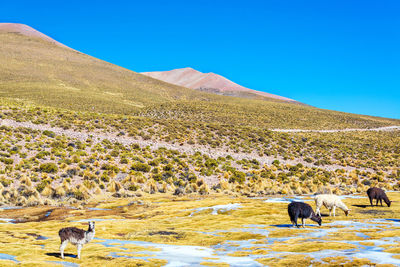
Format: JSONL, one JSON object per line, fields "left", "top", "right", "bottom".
{"left": 85, "top": 228, "right": 95, "bottom": 243}
{"left": 383, "top": 196, "right": 391, "bottom": 205}
{"left": 337, "top": 201, "right": 349, "bottom": 211}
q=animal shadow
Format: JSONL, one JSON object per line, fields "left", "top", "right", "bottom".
{"left": 359, "top": 209, "right": 387, "bottom": 215}
{"left": 46, "top": 252, "right": 77, "bottom": 259}
{"left": 270, "top": 224, "right": 318, "bottom": 228}
{"left": 270, "top": 224, "right": 293, "bottom": 228}
{"left": 352, "top": 204, "right": 369, "bottom": 208}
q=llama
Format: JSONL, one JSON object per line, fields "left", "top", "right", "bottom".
{"left": 59, "top": 221, "right": 95, "bottom": 259}
{"left": 367, "top": 187, "right": 391, "bottom": 207}
{"left": 314, "top": 194, "right": 350, "bottom": 217}
{"left": 288, "top": 201, "right": 321, "bottom": 228}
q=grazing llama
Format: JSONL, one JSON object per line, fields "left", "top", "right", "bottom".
{"left": 288, "top": 201, "right": 322, "bottom": 228}
{"left": 314, "top": 194, "right": 350, "bottom": 217}
{"left": 59, "top": 221, "right": 95, "bottom": 259}
{"left": 367, "top": 187, "right": 392, "bottom": 207}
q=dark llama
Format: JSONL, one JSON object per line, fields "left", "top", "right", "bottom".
{"left": 288, "top": 201, "right": 322, "bottom": 228}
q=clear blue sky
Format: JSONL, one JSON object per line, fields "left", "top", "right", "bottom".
{"left": 2, "top": 0, "right": 399, "bottom": 119}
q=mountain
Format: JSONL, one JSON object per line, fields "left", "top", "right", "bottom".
{"left": 0, "top": 23, "right": 215, "bottom": 114}
{"left": 0, "top": 23, "right": 398, "bottom": 129}
{"left": 142, "top": 67, "right": 296, "bottom": 102}
{"left": 0, "top": 23, "right": 68, "bottom": 48}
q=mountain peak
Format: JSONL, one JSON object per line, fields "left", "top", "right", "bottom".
{"left": 0, "top": 23, "right": 68, "bottom": 48}
{"left": 142, "top": 67, "right": 297, "bottom": 103}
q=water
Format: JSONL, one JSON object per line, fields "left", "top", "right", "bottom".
{"left": 189, "top": 203, "right": 242, "bottom": 216}
{"left": 0, "top": 218, "right": 15, "bottom": 223}
{"left": 47, "top": 261, "right": 79, "bottom": 267}
{"left": 97, "top": 238, "right": 261, "bottom": 267}
{"left": 0, "top": 253, "right": 18, "bottom": 262}
{"left": 100, "top": 219, "right": 400, "bottom": 266}
{"left": 87, "top": 207, "right": 111, "bottom": 211}
{"left": 0, "top": 206, "right": 23, "bottom": 210}
{"left": 72, "top": 218, "right": 117, "bottom": 222}
{"left": 264, "top": 197, "right": 310, "bottom": 203}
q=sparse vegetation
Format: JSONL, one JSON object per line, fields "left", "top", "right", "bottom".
{"left": 0, "top": 28, "right": 398, "bottom": 267}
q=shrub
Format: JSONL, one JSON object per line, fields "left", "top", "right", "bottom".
{"left": 0, "top": 178, "right": 12, "bottom": 187}
{"left": 36, "top": 180, "right": 49, "bottom": 192}
{"left": 39, "top": 163, "right": 58, "bottom": 173}
{"left": 101, "top": 164, "right": 119, "bottom": 173}
{"left": 0, "top": 157, "right": 13, "bottom": 165}
{"left": 101, "top": 173, "right": 110, "bottom": 182}
{"left": 229, "top": 170, "right": 246, "bottom": 184}
{"left": 43, "top": 130, "right": 55, "bottom": 138}
{"left": 36, "top": 151, "right": 50, "bottom": 159}
{"left": 131, "top": 162, "right": 151, "bottom": 172}
{"left": 205, "top": 158, "right": 218, "bottom": 168}
{"left": 128, "top": 184, "right": 139, "bottom": 191}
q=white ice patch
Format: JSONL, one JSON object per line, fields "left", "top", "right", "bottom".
{"left": 72, "top": 218, "right": 116, "bottom": 222}
{"left": 47, "top": 260, "right": 79, "bottom": 267}
{"left": 0, "top": 253, "right": 18, "bottom": 262}
{"left": 264, "top": 197, "right": 310, "bottom": 203}
{"left": 305, "top": 241, "right": 400, "bottom": 266}
{"left": 200, "top": 225, "right": 270, "bottom": 237}
{"left": 0, "top": 218, "right": 14, "bottom": 224}
{"left": 98, "top": 238, "right": 262, "bottom": 267}
{"left": 338, "top": 195, "right": 367, "bottom": 199}
{"left": 189, "top": 203, "right": 241, "bottom": 216}
{"left": 97, "top": 218, "right": 400, "bottom": 266}
{"left": 326, "top": 220, "right": 386, "bottom": 229}
{"left": 0, "top": 206, "right": 23, "bottom": 210}
{"left": 87, "top": 207, "right": 111, "bottom": 211}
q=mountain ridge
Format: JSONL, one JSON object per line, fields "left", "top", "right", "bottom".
{"left": 0, "top": 24, "right": 398, "bottom": 130}
{"left": 0, "top": 23, "right": 69, "bottom": 48}
{"left": 142, "top": 67, "right": 297, "bottom": 102}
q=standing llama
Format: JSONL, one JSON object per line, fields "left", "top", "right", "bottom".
{"left": 314, "top": 194, "right": 350, "bottom": 217}
{"left": 288, "top": 201, "right": 322, "bottom": 228}
{"left": 59, "top": 221, "right": 95, "bottom": 259}
{"left": 367, "top": 187, "right": 392, "bottom": 207}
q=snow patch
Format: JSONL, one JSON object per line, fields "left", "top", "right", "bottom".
{"left": 98, "top": 238, "right": 261, "bottom": 267}
{"left": 189, "top": 203, "right": 241, "bottom": 216}
{"left": 0, "top": 253, "right": 18, "bottom": 262}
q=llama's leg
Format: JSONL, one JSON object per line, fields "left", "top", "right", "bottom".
{"left": 376, "top": 199, "right": 379, "bottom": 206}
{"left": 77, "top": 244, "right": 82, "bottom": 259}
{"left": 60, "top": 241, "right": 68, "bottom": 259}
{"left": 289, "top": 214, "right": 295, "bottom": 227}
{"left": 302, "top": 218, "right": 305, "bottom": 228}
{"left": 380, "top": 198, "right": 383, "bottom": 206}
{"left": 369, "top": 196, "right": 373, "bottom": 206}
{"left": 332, "top": 206, "right": 336, "bottom": 217}
{"left": 294, "top": 214, "right": 299, "bottom": 228}
{"left": 328, "top": 208, "right": 332, "bottom": 217}
{"left": 316, "top": 207, "right": 320, "bottom": 216}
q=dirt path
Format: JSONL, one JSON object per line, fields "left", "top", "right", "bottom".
{"left": 271, "top": 126, "right": 400, "bottom": 133}
{"left": 1, "top": 119, "right": 392, "bottom": 176}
